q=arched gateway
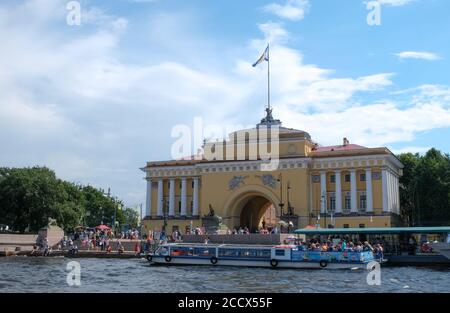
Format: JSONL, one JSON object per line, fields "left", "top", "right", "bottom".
{"left": 222, "top": 185, "right": 281, "bottom": 232}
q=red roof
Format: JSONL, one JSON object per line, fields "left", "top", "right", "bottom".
{"left": 313, "top": 144, "right": 367, "bottom": 152}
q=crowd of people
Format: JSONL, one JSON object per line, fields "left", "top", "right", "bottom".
{"left": 293, "top": 237, "right": 385, "bottom": 259}
{"left": 52, "top": 228, "right": 144, "bottom": 255}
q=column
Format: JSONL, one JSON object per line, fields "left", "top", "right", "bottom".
{"left": 396, "top": 176, "right": 400, "bottom": 214}
{"left": 392, "top": 175, "right": 397, "bottom": 213}
{"left": 180, "top": 178, "right": 187, "bottom": 217}
{"left": 157, "top": 179, "right": 163, "bottom": 217}
{"left": 394, "top": 174, "right": 398, "bottom": 213}
{"left": 388, "top": 172, "right": 393, "bottom": 213}
{"left": 320, "top": 171, "right": 327, "bottom": 213}
{"left": 145, "top": 178, "right": 152, "bottom": 217}
{"left": 168, "top": 178, "right": 175, "bottom": 217}
{"left": 382, "top": 169, "right": 389, "bottom": 212}
{"left": 192, "top": 177, "right": 199, "bottom": 217}
{"left": 365, "top": 169, "right": 373, "bottom": 212}
{"left": 391, "top": 173, "right": 396, "bottom": 213}
{"left": 350, "top": 169, "right": 358, "bottom": 213}
{"left": 335, "top": 170, "right": 342, "bottom": 214}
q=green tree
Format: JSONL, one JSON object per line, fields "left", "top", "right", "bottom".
{"left": 122, "top": 207, "right": 140, "bottom": 229}
{"left": 398, "top": 148, "right": 450, "bottom": 226}
{"left": 81, "top": 186, "right": 121, "bottom": 227}
{"left": 398, "top": 153, "right": 420, "bottom": 226}
{"left": 0, "top": 167, "right": 61, "bottom": 232}
{"left": 0, "top": 166, "right": 127, "bottom": 233}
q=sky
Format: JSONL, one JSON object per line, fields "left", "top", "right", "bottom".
{"left": 1, "top": 0, "right": 450, "bottom": 208}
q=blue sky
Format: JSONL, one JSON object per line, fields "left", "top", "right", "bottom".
{"left": 1, "top": 0, "right": 450, "bottom": 208}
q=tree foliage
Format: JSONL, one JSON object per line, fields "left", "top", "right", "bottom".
{"left": 0, "top": 167, "right": 129, "bottom": 233}
{"left": 398, "top": 148, "right": 450, "bottom": 226}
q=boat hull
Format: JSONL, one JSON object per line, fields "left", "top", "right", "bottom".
{"left": 148, "top": 256, "right": 369, "bottom": 269}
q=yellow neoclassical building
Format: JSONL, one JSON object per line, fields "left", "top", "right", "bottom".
{"left": 141, "top": 109, "right": 403, "bottom": 234}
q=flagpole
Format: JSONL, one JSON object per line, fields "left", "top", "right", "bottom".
{"left": 267, "top": 43, "right": 271, "bottom": 111}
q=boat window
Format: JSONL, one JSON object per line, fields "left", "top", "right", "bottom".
{"left": 275, "top": 249, "right": 285, "bottom": 256}
{"left": 170, "top": 247, "right": 191, "bottom": 256}
{"left": 158, "top": 247, "right": 168, "bottom": 255}
{"left": 192, "top": 247, "right": 216, "bottom": 257}
{"left": 218, "top": 248, "right": 271, "bottom": 259}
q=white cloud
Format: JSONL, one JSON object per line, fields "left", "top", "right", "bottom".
{"left": 391, "top": 146, "right": 431, "bottom": 154}
{"left": 263, "top": 0, "right": 309, "bottom": 21}
{"left": 0, "top": 1, "right": 250, "bottom": 205}
{"left": 1, "top": 1, "right": 449, "bottom": 208}
{"left": 241, "top": 24, "right": 450, "bottom": 148}
{"left": 244, "top": 24, "right": 394, "bottom": 113}
{"left": 278, "top": 96, "right": 450, "bottom": 148}
{"left": 376, "top": 0, "right": 415, "bottom": 6}
{"left": 255, "top": 22, "right": 289, "bottom": 45}
{"left": 395, "top": 51, "right": 441, "bottom": 61}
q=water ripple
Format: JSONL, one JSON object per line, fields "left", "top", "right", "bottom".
{"left": 0, "top": 257, "right": 449, "bottom": 293}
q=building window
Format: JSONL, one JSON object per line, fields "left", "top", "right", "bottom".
{"left": 360, "top": 173, "right": 366, "bottom": 181}
{"left": 345, "top": 195, "right": 351, "bottom": 211}
{"left": 178, "top": 201, "right": 181, "bottom": 213}
{"left": 345, "top": 174, "right": 351, "bottom": 182}
{"left": 343, "top": 224, "right": 349, "bottom": 228}
{"left": 329, "top": 196, "right": 336, "bottom": 212}
{"left": 191, "top": 181, "right": 194, "bottom": 188}
{"left": 330, "top": 175, "right": 335, "bottom": 183}
{"left": 373, "top": 172, "right": 381, "bottom": 180}
{"left": 179, "top": 182, "right": 182, "bottom": 189}
{"left": 312, "top": 175, "right": 320, "bottom": 183}
{"left": 360, "top": 194, "right": 367, "bottom": 211}
{"left": 359, "top": 224, "right": 365, "bottom": 228}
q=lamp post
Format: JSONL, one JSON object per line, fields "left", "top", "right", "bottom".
{"left": 321, "top": 193, "right": 327, "bottom": 228}
{"left": 287, "top": 181, "right": 292, "bottom": 216}
{"left": 139, "top": 203, "right": 143, "bottom": 240}
{"left": 277, "top": 174, "right": 284, "bottom": 217}
{"left": 113, "top": 200, "right": 118, "bottom": 234}
{"left": 162, "top": 199, "right": 168, "bottom": 235}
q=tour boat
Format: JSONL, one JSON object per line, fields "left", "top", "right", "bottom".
{"left": 146, "top": 243, "right": 377, "bottom": 269}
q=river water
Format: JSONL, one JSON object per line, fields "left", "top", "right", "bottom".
{"left": 0, "top": 257, "right": 449, "bottom": 293}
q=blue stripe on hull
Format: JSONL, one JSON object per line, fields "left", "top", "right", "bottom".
{"left": 148, "top": 256, "right": 370, "bottom": 269}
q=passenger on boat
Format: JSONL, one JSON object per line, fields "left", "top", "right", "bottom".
{"left": 363, "top": 241, "right": 374, "bottom": 252}
{"left": 327, "top": 243, "right": 334, "bottom": 252}
{"left": 348, "top": 242, "right": 355, "bottom": 251}
{"left": 373, "top": 244, "right": 384, "bottom": 260}
{"left": 354, "top": 242, "right": 363, "bottom": 252}
{"left": 420, "top": 242, "right": 433, "bottom": 253}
